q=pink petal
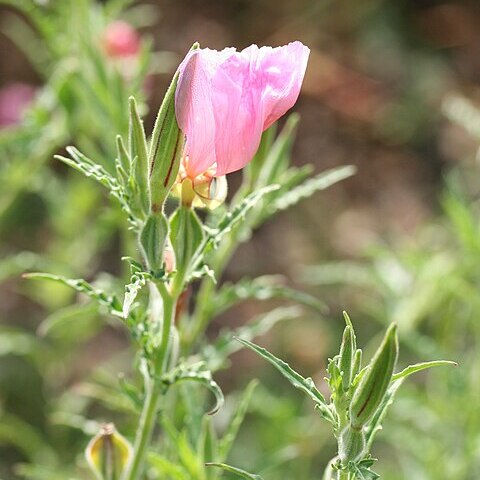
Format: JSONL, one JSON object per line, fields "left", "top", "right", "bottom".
{"left": 257, "top": 41, "right": 310, "bottom": 130}
{"left": 211, "top": 52, "right": 265, "bottom": 176}
{"left": 175, "top": 50, "right": 217, "bottom": 177}
{"left": 175, "top": 42, "right": 310, "bottom": 178}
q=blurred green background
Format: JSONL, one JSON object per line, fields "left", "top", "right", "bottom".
{"left": 1, "top": 0, "right": 480, "bottom": 479}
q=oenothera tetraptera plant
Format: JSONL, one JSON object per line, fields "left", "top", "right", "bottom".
{"left": 25, "top": 41, "right": 356, "bottom": 479}
{"left": 225, "top": 313, "right": 455, "bottom": 480}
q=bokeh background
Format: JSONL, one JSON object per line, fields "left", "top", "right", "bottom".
{"left": 1, "top": 0, "right": 480, "bottom": 479}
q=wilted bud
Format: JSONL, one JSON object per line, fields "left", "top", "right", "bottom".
{"left": 338, "top": 425, "right": 366, "bottom": 463}
{"left": 139, "top": 212, "right": 169, "bottom": 272}
{"left": 349, "top": 324, "right": 398, "bottom": 430}
{"left": 103, "top": 21, "right": 140, "bottom": 58}
{"left": 85, "top": 423, "right": 132, "bottom": 480}
{"left": 339, "top": 325, "right": 354, "bottom": 391}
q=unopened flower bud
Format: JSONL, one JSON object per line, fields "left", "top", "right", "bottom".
{"left": 103, "top": 21, "right": 140, "bottom": 58}
{"left": 339, "top": 325, "right": 354, "bottom": 391}
{"left": 338, "top": 425, "right": 366, "bottom": 463}
{"left": 349, "top": 324, "right": 398, "bottom": 430}
{"left": 139, "top": 213, "right": 168, "bottom": 272}
{"left": 85, "top": 423, "right": 132, "bottom": 480}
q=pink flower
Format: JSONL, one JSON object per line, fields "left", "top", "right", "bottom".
{"left": 0, "top": 83, "right": 36, "bottom": 128}
{"left": 103, "top": 21, "right": 140, "bottom": 58}
{"left": 175, "top": 42, "right": 310, "bottom": 179}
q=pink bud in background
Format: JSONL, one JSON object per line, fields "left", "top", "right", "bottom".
{"left": 103, "top": 21, "right": 140, "bottom": 58}
{"left": 175, "top": 42, "right": 310, "bottom": 179}
{"left": 0, "top": 83, "right": 36, "bottom": 128}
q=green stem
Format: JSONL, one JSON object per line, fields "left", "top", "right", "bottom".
{"left": 123, "top": 281, "right": 177, "bottom": 480}
{"left": 123, "top": 379, "right": 162, "bottom": 480}
{"left": 156, "top": 281, "right": 177, "bottom": 373}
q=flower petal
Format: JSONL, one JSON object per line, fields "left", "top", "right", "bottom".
{"left": 257, "top": 41, "right": 310, "bottom": 130}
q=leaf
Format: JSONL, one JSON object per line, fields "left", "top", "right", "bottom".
{"left": 236, "top": 338, "right": 335, "bottom": 423}
{"left": 218, "top": 380, "right": 258, "bottom": 462}
{"left": 122, "top": 258, "right": 152, "bottom": 318}
{"left": 364, "top": 380, "right": 403, "bottom": 447}
{"left": 204, "top": 185, "right": 279, "bottom": 252}
{"left": 211, "top": 275, "right": 327, "bottom": 318}
{"left": 24, "top": 273, "right": 123, "bottom": 318}
{"left": 391, "top": 360, "right": 457, "bottom": 382}
{"left": 166, "top": 363, "right": 224, "bottom": 415}
{"left": 206, "top": 463, "right": 264, "bottom": 480}
{"left": 269, "top": 165, "right": 356, "bottom": 213}
{"left": 147, "top": 453, "right": 189, "bottom": 480}
{"left": 128, "top": 97, "right": 150, "bottom": 212}
{"left": 37, "top": 303, "right": 101, "bottom": 341}
{"left": 204, "top": 306, "right": 302, "bottom": 371}
{"left": 55, "top": 147, "right": 136, "bottom": 226}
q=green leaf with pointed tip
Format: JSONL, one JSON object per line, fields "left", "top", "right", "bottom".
{"left": 269, "top": 165, "right": 356, "bottom": 213}
{"left": 210, "top": 275, "right": 327, "bottom": 318}
{"left": 218, "top": 379, "right": 258, "bottom": 462}
{"left": 55, "top": 147, "right": 137, "bottom": 227}
{"left": 365, "top": 380, "right": 403, "bottom": 448}
{"left": 391, "top": 360, "right": 457, "bottom": 382}
{"left": 206, "top": 463, "right": 264, "bottom": 480}
{"left": 204, "top": 185, "right": 279, "bottom": 253}
{"left": 204, "top": 306, "right": 302, "bottom": 372}
{"left": 24, "top": 273, "right": 123, "bottom": 318}
{"left": 147, "top": 453, "right": 189, "bottom": 479}
{"left": 236, "top": 338, "right": 335, "bottom": 423}
{"left": 129, "top": 96, "right": 150, "bottom": 213}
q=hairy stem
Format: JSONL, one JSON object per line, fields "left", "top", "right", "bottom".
{"left": 123, "top": 281, "right": 177, "bottom": 480}
{"left": 123, "top": 379, "right": 161, "bottom": 480}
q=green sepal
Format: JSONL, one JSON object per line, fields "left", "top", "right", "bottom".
{"left": 139, "top": 212, "right": 169, "bottom": 272}
{"left": 129, "top": 97, "right": 150, "bottom": 214}
{"left": 85, "top": 423, "right": 132, "bottom": 480}
{"left": 148, "top": 72, "right": 184, "bottom": 211}
{"left": 350, "top": 324, "right": 398, "bottom": 430}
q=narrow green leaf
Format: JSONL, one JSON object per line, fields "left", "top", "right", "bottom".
{"left": 204, "top": 185, "right": 279, "bottom": 253}
{"left": 205, "top": 307, "right": 302, "bottom": 371}
{"left": 391, "top": 360, "right": 457, "bottom": 382}
{"left": 211, "top": 275, "right": 327, "bottom": 318}
{"left": 206, "top": 463, "right": 264, "bottom": 480}
{"left": 24, "top": 273, "right": 123, "bottom": 318}
{"left": 129, "top": 96, "right": 150, "bottom": 213}
{"left": 147, "top": 453, "right": 189, "bottom": 480}
{"left": 218, "top": 379, "right": 258, "bottom": 462}
{"left": 236, "top": 338, "right": 334, "bottom": 423}
{"left": 270, "top": 165, "right": 356, "bottom": 213}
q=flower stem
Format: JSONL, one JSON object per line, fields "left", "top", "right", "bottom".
{"left": 123, "top": 282, "right": 177, "bottom": 480}
{"left": 123, "top": 379, "right": 161, "bottom": 480}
